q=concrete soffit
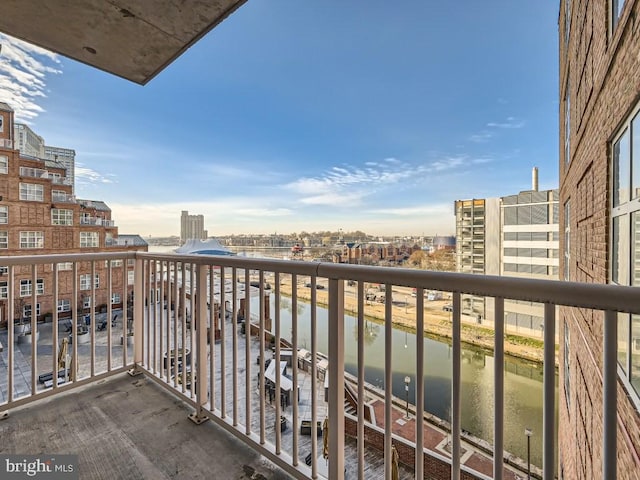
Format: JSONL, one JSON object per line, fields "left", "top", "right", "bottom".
{"left": 0, "top": 0, "right": 247, "bottom": 85}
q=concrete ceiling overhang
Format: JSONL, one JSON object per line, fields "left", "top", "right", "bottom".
{"left": 0, "top": 0, "right": 247, "bottom": 85}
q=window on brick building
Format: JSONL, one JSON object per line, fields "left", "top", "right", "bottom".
{"left": 20, "top": 231, "right": 44, "bottom": 249}
{"left": 23, "top": 303, "right": 40, "bottom": 318}
{"left": 564, "top": 76, "right": 571, "bottom": 165}
{"left": 111, "top": 293, "right": 121, "bottom": 304}
{"left": 564, "top": 0, "right": 571, "bottom": 45}
{"left": 0, "top": 206, "right": 7, "bottom": 224}
{"left": 80, "top": 274, "right": 100, "bottom": 290}
{"left": 57, "top": 299, "right": 71, "bottom": 312}
{"left": 611, "top": 108, "right": 640, "bottom": 397}
{"left": 612, "top": 0, "right": 626, "bottom": 31}
{"left": 0, "top": 231, "right": 7, "bottom": 249}
{"left": 0, "top": 155, "right": 7, "bottom": 174}
{"left": 564, "top": 200, "right": 571, "bottom": 280}
{"left": 104, "top": 259, "right": 123, "bottom": 268}
{"left": 0, "top": 281, "right": 7, "bottom": 299}
{"left": 51, "top": 208, "right": 73, "bottom": 226}
{"left": 20, "top": 279, "right": 44, "bottom": 297}
{"left": 19, "top": 183, "right": 44, "bottom": 201}
{"left": 80, "top": 231, "right": 99, "bottom": 247}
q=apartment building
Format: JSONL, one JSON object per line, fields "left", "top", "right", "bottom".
{"left": 13, "top": 123, "right": 44, "bottom": 158}
{"left": 454, "top": 197, "right": 500, "bottom": 320}
{"left": 180, "top": 210, "right": 207, "bottom": 244}
{"left": 559, "top": 0, "right": 640, "bottom": 478}
{"left": 455, "top": 174, "right": 559, "bottom": 335}
{"left": 44, "top": 146, "right": 76, "bottom": 193}
{"left": 0, "top": 102, "right": 146, "bottom": 325}
{"left": 13, "top": 124, "right": 76, "bottom": 193}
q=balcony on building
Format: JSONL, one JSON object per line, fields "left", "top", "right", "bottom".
{"left": 0, "top": 250, "right": 635, "bottom": 480}
{"left": 79, "top": 216, "right": 116, "bottom": 227}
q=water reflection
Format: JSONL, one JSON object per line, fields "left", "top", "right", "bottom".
{"left": 251, "top": 296, "right": 556, "bottom": 468}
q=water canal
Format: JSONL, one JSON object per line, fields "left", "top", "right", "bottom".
{"left": 251, "top": 295, "right": 557, "bottom": 469}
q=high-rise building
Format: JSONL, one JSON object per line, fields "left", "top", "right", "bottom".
{"left": 180, "top": 210, "right": 207, "bottom": 244}
{"left": 0, "top": 102, "right": 147, "bottom": 324}
{"left": 44, "top": 146, "right": 76, "bottom": 193}
{"left": 455, "top": 171, "right": 559, "bottom": 336}
{"left": 13, "top": 124, "right": 76, "bottom": 193}
{"left": 559, "top": 0, "right": 640, "bottom": 477}
{"left": 13, "top": 123, "right": 44, "bottom": 158}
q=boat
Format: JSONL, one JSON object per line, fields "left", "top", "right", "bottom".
{"left": 175, "top": 238, "right": 234, "bottom": 256}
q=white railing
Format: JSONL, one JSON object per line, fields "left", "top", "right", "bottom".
{"left": 52, "top": 193, "right": 76, "bottom": 203}
{"left": 0, "top": 252, "right": 638, "bottom": 480}
{"left": 50, "top": 176, "right": 72, "bottom": 185}
{"left": 19, "top": 166, "right": 48, "bottom": 179}
{"left": 80, "top": 217, "right": 116, "bottom": 227}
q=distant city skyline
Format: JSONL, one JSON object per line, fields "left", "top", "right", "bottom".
{"left": 0, "top": 2, "right": 559, "bottom": 237}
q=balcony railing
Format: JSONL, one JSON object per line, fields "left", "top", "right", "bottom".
{"left": 19, "top": 166, "right": 48, "bottom": 179}
{"left": 0, "top": 252, "right": 637, "bottom": 480}
{"left": 80, "top": 217, "right": 116, "bottom": 227}
{"left": 50, "top": 176, "right": 73, "bottom": 185}
{"left": 52, "top": 193, "right": 76, "bottom": 203}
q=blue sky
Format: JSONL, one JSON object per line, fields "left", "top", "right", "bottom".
{"left": 0, "top": 1, "right": 559, "bottom": 238}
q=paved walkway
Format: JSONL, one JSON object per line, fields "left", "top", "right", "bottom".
{"left": 368, "top": 399, "right": 525, "bottom": 480}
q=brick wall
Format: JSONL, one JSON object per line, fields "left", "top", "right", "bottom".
{"left": 559, "top": 0, "right": 640, "bottom": 478}
{"left": 344, "top": 414, "right": 482, "bottom": 480}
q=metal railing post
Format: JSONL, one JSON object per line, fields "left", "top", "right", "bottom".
{"left": 603, "top": 310, "right": 617, "bottom": 480}
{"left": 130, "top": 256, "right": 144, "bottom": 373}
{"left": 494, "top": 297, "right": 504, "bottom": 480}
{"left": 189, "top": 262, "right": 209, "bottom": 424}
{"left": 451, "top": 292, "right": 462, "bottom": 480}
{"left": 328, "top": 278, "right": 345, "bottom": 480}
{"left": 543, "top": 303, "right": 556, "bottom": 480}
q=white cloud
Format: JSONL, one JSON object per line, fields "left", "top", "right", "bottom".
{"left": 0, "top": 34, "right": 62, "bottom": 122}
{"left": 76, "top": 165, "right": 115, "bottom": 184}
{"left": 487, "top": 116, "right": 525, "bottom": 129}
{"left": 371, "top": 203, "right": 451, "bottom": 217}
{"left": 285, "top": 159, "right": 416, "bottom": 206}
{"left": 430, "top": 156, "right": 465, "bottom": 171}
{"left": 469, "top": 131, "right": 493, "bottom": 143}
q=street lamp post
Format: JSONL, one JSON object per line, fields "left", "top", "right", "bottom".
{"left": 404, "top": 376, "right": 411, "bottom": 418}
{"left": 525, "top": 428, "right": 532, "bottom": 480}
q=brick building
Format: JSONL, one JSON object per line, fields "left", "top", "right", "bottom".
{"left": 0, "top": 102, "right": 147, "bottom": 325}
{"left": 559, "top": 0, "right": 640, "bottom": 478}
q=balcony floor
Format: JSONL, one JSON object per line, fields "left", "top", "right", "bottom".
{"left": 0, "top": 374, "right": 291, "bottom": 479}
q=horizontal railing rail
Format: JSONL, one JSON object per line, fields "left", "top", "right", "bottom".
{"left": 1, "top": 251, "right": 636, "bottom": 480}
